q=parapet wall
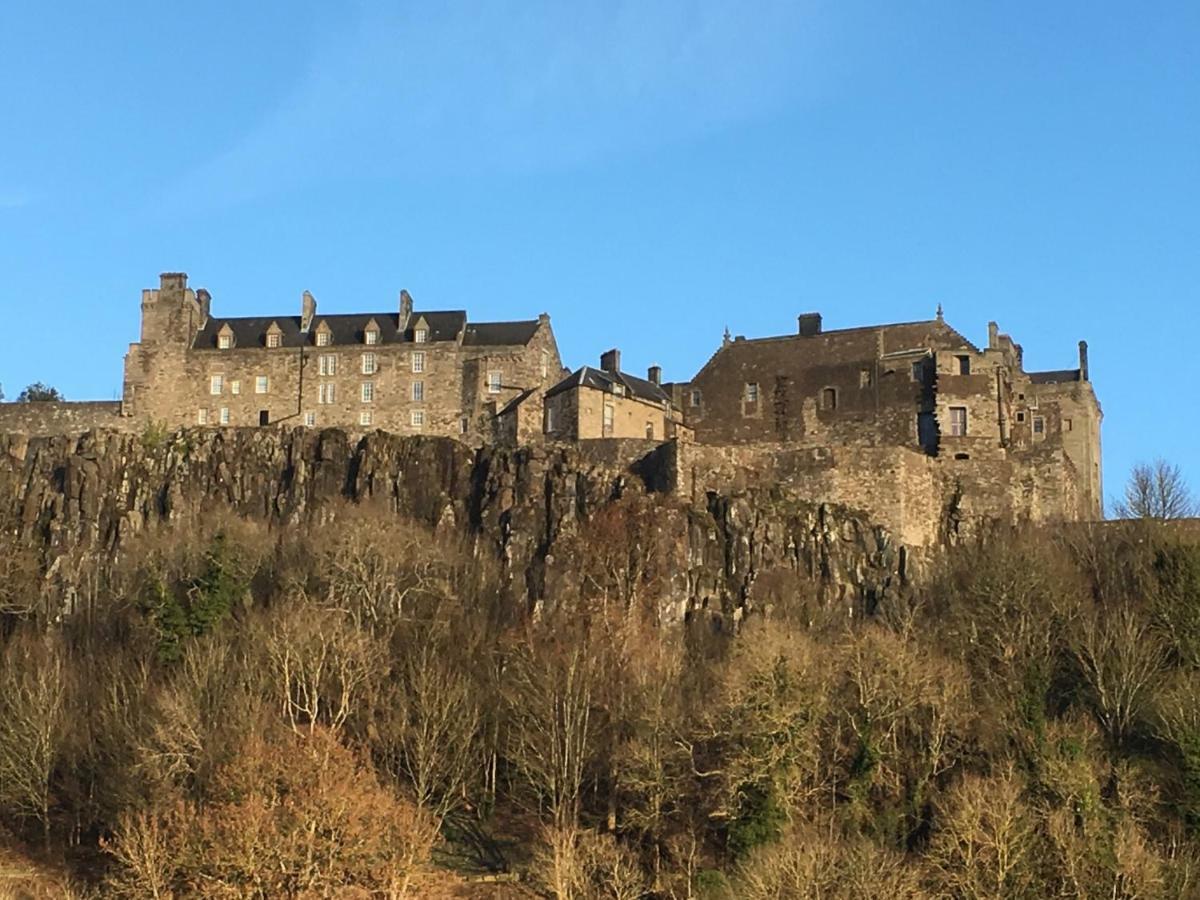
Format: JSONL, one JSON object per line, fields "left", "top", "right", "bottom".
{"left": 0, "top": 402, "right": 133, "bottom": 437}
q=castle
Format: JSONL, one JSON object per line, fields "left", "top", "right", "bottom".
{"left": 0, "top": 272, "right": 1103, "bottom": 538}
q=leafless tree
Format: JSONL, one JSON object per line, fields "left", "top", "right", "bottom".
{"left": 1112, "top": 459, "right": 1197, "bottom": 520}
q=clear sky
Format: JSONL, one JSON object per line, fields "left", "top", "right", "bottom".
{"left": 1, "top": 1, "right": 1196, "bottom": 506}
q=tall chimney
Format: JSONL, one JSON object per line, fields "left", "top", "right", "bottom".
{"left": 647, "top": 365, "right": 662, "bottom": 385}
{"left": 196, "top": 288, "right": 212, "bottom": 323}
{"left": 600, "top": 348, "right": 621, "bottom": 373}
{"left": 798, "top": 312, "right": 822, "bottom": 337}
{"left": 399, "top": 289, "right": 413, "bottom": 328}
{"left": 301, "top": 290, "right": 317, "bottom": 332}
{"left": 1078, "top": 340, "right": 1089, "bottom": 381}
{"left": 988, "top": 321, "right": 999, "bottom": 349}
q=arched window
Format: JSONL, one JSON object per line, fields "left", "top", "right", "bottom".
{"left": 821, "top": 387, "right": 837, "bottom": 410}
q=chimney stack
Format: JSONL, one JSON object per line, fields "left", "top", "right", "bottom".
{"left": 301, "top": 290, "right": 317, "bottom": 332}
{"left": 988, "top": 321, "right": 999, "bottom": 349}
{"left": 399, "top": 289, "right": 413, "bottom": 327}
{"left": 798, "top": 312, "right": 823, "bottom": 337}
{"left": 160, "top": 272, "right": 187, "bottom": 291}
{"left": 648, "top": 365, "right": 662, "bottom": 385}
{"left": 600, "top": 348, "right": 621, "bottom": 373}
{"left": 196, "top": 288, "right": 211, "bottom": 323}
{"left": 1078, "top": 340, "right": 1089, "bottom": 381}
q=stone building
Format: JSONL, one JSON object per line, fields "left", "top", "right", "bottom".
{"left": 537, "top": 349, "right": 690, "bottom": 442}
{"left": 121, "top": 273, "right": 563, "bottom": 440}
{"left": 672, "top": 309, "right": 1103, "bottom": 518}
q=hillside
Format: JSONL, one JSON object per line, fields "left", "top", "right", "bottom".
{"left": 0, "top": 428, "right": 1198, "bottom": 897}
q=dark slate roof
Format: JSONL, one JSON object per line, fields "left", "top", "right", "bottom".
{"left": 463, "top": 320, "right": 541, "bottom": 347}
{"left": 497, "top": 388, "right": 537, "bottom": 417}
{"left": 544, "top": 366, "right": 672, "bottom": 406}
{"left": 192, "top": 311, "right": 467, "bottom": 349}
{"left": 1028, "top": 369, "right": 1082, "bottom": 384}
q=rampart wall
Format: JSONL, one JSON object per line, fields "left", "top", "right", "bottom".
{"left": 0, "top": 402, "right": 133, "bottom": 437}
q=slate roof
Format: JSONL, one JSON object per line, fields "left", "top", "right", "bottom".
{"left": 1028, "top": 369, "right": 1082, "bottom": 385}
{"left": 193, "top": 310, "right": 502, "bottom": 349}
{"left": 463, "top": 321, "right": 541, "bottom": 347}
{"left": 544, "top": 366, "right": 673, "bottom": 406}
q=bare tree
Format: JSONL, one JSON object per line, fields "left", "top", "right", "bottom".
{"left": 1112, "top": 459, "right": 1197, "bottom": 520}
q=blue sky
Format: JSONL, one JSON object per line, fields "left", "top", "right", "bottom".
{"left": 1, "top": 1, "right": 1196, "bottom": 505}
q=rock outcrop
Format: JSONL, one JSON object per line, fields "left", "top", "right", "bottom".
{"left": 0, "top": 428, "right": 907, "bottom": 625}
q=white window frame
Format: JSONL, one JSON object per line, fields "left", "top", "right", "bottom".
{"left": 218, "top": 333, "right": 232, "bottom": 350}
{"left": 360, "top": 410, "right": 373, "bottom": 426}
{"left": 197, "top": 408, "right": 209, "bottom": 425}
{"left": 210, "top": 375, "right": 223, "bottom": 395}
{"left": 414, "top": 327, "right": 428, "bottom": 343}
{"left": 304, "top": 412, "right": 316, "bottom": 427}
{"left": 319, "top": 354, "right": 337, "bottom": 377}
{"left": 316, "top": 331, "right": 331, "bottom": 347}
{"left": 411, "top": 409, "right": 425, "bottom": 428}
{"left": 219, "top": 407, "right": 230, "bottom": 425}
{"left": 948, "top": 406, "right": 968, "bottom": 437}
{"left": 255, "top": 375, "right": 269, "bottom": 394}
{"left": 412, "top": 380, "right": 424, "bottom": 402}
{"left": 231, "top": 379, "right": 241, "bottom": 395}
{"left": 745, "top": 382, "right": 759, "bottom": 403}
{"left": 365, "top": 329, "right": 379, "bottom": 345}
{"left": 690, "top": 389, "right": 701, "bottom": 407}
{"left": 412, "top": 351, "right": 425, "bottom": 374}
{"left": 487, "top": 371, "right": 502, "bottom": 394}
{"left": 267, "top": 332, "right": 282, "bottom": 349}
{"left": 318, "top": 383, "right": 336, "bottom": 405}
{"left": 361, "top": 352, "right": 376, "bottom": 375}
{"left": 361, "top": 382, "right": 374, "bottom": 403}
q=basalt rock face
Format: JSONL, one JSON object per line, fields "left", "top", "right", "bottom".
{"left": 0, "top": 429, "right": 907, "bottom": 625}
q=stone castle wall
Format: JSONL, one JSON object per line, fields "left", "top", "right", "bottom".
{"left": 0, "top": 402, "right": 134, "bottom": 437}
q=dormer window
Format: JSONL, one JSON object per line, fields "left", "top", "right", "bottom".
{"left": 612, "top": 383, "right": 625, "bottom": 397}
{"left": 316, "top": 331, "right": 331, "bottom": 347}
{"left": 267, "top": 332, "right": 282, "bottom": 349}
{"left": 218, "top": 334, "right": 232, "bottom": 350}
{"left": 414, "top": 327, "right": 428, "bottom": 343}
{"left": 365, "top": 329, "right": 379, "bottom": 345}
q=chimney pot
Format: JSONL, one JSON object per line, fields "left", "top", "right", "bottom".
{"left": 600, "top": 348, "right": 621, "bottom": 373}
{"left": 1078, "top": 340, "right": 1089, "bottom": 381}
{"left": 798, "top": 312, "right": 822, "bottom": 336}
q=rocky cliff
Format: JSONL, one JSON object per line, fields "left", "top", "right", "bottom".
{"left": 0, "top": 428, "right": 907, "bottom": 625}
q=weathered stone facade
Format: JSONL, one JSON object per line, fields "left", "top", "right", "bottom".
{"left": 120, "top": 273, "right": 563, "bottom": 442}
{"left": 671, "top": 311, "right": 1103, "bottom": 519}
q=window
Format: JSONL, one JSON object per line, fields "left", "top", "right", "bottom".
{"left": 821, "top": 387, "right": 837, "bottom": 410}
{"left": 411, "top": 409, "right": 425, "bottom": 428}
{"left": 360, "top": 410, "right": 373, "bottom": 426}
{"left": 304, "top": 412, "right": 316, "bottom": 427}
{"left": 219, "top": 407, "right": 230, "bottom": 425}
{"left": 612, "top": 382, "right": 625, "bottom": 397}
{"left": 231, "top": 380, "right": 241, "bottom": 395}
{"left": 545, "top": 407, "right": 555, "bottom": 433}
{"left": 487, "top": 371, "right": 502, "bottom": 393}
{"left": 690, "top": 389, "right": 702, "bottom": 407}
{"left": 1033, "top": 416, "right": 1045, "bottom": 435}
{"left": 1064, "top": 418, "right": 1073, "bottom": 432}
{"left": 1016, "top": 411, "right": 1026, "bottom": 423}
{"left": 745, "top": 382, "right": 759, "bottom": 403}
{"left": 412, "top": 351, "right": 425, "bottom": 374}
{"left": 365, "top": 329, "right": 379, "bottom": 345}
{"left": 318, "top": 383, "right": 336, "bottom": 405}
{"left": 602, "top": 404, "right": 614, "bottom": 436}
{"left": 361, "top": 353, "right": 376, "bottom": 375}
{"left": 645, "top": 422, "right": 655, "bottom": 440}
{"left": 948, "top": 406, "right": 968, "bottom": 436}
{"left": 210, "top": 375, "right": 223, "bottom": 395}
{"left": 218, "top": 333, "right": 232, "bottom": 350}
{"left": 316, "top": 331, "right": 331, "bottom": 347}
{"left": 1017, "top": 392, "right": 1025, "bottom": 401}
{"left": 541, "top": 351, "right": 548, "bottom": 379}
{"left": 361, "top": 382, "right": 374, "bottom": 403}
{"left": 412, "top": 381, "right": 424, "bottom": 402}
{"left": 267, "top": 332, "right": 282, "bottom": 349}
{"left": 319, "top": 354, "right": 337, "bottom": 376}
{"left": 911, "top": 360, "right": 925, "bottom": 382}
{"left": 956, "top": 355, "right": 971, "bottom": 375}
{"left": 859, "top": 369, "right": 872, "bottom": 388}
{"left": 255, "top": 375, "right": 268, "bottom": 394}
{"left": 460, "top": 417, "right": 469, "bottom": 434}
{"left": 414, "top": 327, "right": 428, "bottom": 343}
{"left": 197, "top": 408, "right": 209, "bottom": 425}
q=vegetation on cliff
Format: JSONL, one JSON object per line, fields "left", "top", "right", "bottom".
{"left": 0, "top": 502, "right": 1199, "bottom": 897}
